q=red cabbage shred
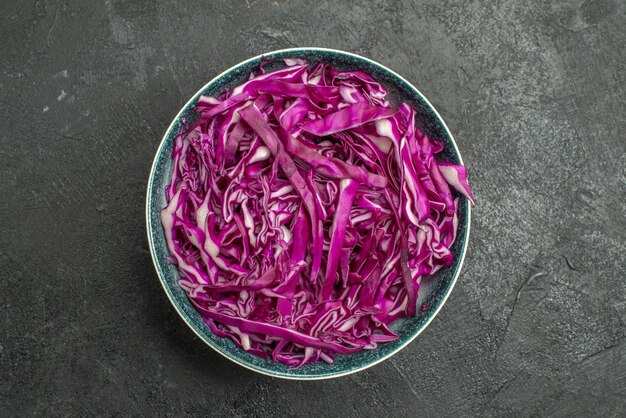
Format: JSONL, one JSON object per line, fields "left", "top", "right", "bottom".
{"left": 161, "top": 59, "right": 474, "bottom": 367}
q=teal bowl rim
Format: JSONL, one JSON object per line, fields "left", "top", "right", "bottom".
{"left": 146, "top": 47, "right": 471, "bottom": 380}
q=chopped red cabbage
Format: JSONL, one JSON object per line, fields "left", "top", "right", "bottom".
{"left": 161, "top": 59, "right": 474, "bottom": 367}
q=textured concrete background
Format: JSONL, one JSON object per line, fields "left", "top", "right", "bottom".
{"left": 1, "top": 0, "right": 624, "bottom": 416}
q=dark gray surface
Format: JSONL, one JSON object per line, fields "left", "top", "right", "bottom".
{"left": 1, "top": 0, "right": 624, "bottom": 416}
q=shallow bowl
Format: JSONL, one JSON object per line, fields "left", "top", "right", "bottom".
{"left": 146, "top": 47, "right": 471, "bottom": 380}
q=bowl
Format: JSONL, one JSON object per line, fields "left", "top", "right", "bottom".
{"left": 146, "top": 47, "right": 471, "bottom": 380}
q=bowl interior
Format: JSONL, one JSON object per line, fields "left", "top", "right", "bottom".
{"left": 146, "top": 48, "right": 470, "bottom": 379}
